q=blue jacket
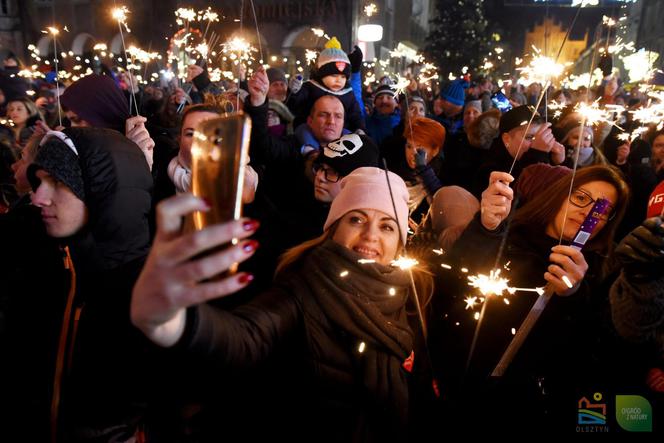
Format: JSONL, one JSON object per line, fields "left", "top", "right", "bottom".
{"left": 365, "top": 111, "right": 401, "bottom": 146}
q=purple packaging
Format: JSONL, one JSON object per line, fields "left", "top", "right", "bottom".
{"left": 570, "top": 198, "right": 611, "bottom": 251}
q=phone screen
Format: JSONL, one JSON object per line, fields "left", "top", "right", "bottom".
{"left": 491, "top": 92, "right": 512, "bottom": 113}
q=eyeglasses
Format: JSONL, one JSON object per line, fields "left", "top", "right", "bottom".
{"left": 312, "top": 163, "right": 340, "bottom": 183}
{"left": 569, "top": 189, "right": 616, "bottom": 221}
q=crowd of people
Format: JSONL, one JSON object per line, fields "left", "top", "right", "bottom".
{"left": 0, "top": 35, "right": 663, "bottom": 441}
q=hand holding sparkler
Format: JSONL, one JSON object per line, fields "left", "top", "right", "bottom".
{"left": 616, "top": 142, "right": 630, "bottom": 165}
{"left": 186, "top": 64, "right": 205, "bottom": 84}
{"left": 480, "top": 171, "right": 514, "bottom": 231}
{"left": 247, "top": 67, "right": 269, "bottom": 107}
{"left": 545, "top": 245, "right": 588, "bottom": 296}
{"left": 126, "top": 116, "right": 155, "bottom": 170}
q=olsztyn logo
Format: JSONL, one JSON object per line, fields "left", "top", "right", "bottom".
{"left": 616, "top": 395, "right": 652, "bottom": 432}
{"left": 578, "top": 392, "right": 607, "bottom": 425}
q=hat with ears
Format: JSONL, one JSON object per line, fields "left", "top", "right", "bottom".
{"left": 317, "top": 133, "right": 380, "bottom": 177}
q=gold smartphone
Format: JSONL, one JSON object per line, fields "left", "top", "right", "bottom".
{"left": 190, "top": 112, "right": 252, "bottom": 274}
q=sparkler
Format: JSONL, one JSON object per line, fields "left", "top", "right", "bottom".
{"left": 111, "top": 6, "right": 139, "bottom": 115}
{"left": 621, "top": 49, "right": 659, "bottom": 84}
{"left": 44, "top": 26, "right": 62, "bottom": 126}
{"left": 364, "top": 3, "right": 378, "bottom": 17}
{"left": 390, "top": 256, "right": 419, "bottom": 270}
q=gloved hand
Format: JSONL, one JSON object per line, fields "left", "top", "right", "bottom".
{"left": 289, "top": 75, "right": 303, "bottom": 94}
{"left": 348, "top": 45, "right": 363, "bottom": 73}
{"left": 615, "top": 217, "right": 664, "bottom": 282}
{"left": 415, "top": 149, "right": 428, "bottom": 170}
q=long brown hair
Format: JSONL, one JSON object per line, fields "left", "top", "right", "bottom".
{"left": 275, "top": 219, "right": 434, "bottom": 315}
{"left": 512, "top": 164, "right": 629, "bottom": 254}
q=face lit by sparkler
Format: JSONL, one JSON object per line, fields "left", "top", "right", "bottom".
{"left": 332, "top": 209, "right": 400, "bottom": 266}
{"left": 546, "top": 181, "right": 618, "bottom": 242}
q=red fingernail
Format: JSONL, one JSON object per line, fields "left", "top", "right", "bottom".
{"left": 238, "top": 273, "right": 254, "bottom": 284}
{"left": 243, "top": 219, "right": 260, "bottom": 231}
{"left": 243, "top": 240, "right": 259, "bottom": 253}
{"left": 201, "top": 197, "right": 212, "bottom": 209}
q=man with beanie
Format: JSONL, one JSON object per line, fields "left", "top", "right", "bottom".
{"left": 265, "top": 67, "right": 295, "bottom": 137}
{"left": 286, "top": 37, "right": 364, "bottom": 132}
{"left": 435, "top": 79, "right": 468, "bottom": 135}
{"left": 60, "top": 74, "right": 157, "bottom": 171}
{"left": 266, "top": 67, "right": 288, "bottom": 103}
{"left": 3, "top": 127, "right": 153, "bottom": 441}
{"left": 469, "top": 104, "right": 565, "bottom": 199}
{"left": 312, "top": 133, "right": 380, "bottom": 203}
{"left": 366, "top": 84, "right": 400, "bottom": 145}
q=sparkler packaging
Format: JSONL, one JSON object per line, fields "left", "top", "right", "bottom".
{"left": 491, "top": 197, "right": 611, "bottom": 377}
{"left": 570, "top": 198, "right": 611, "bottom": 250}
{"left": 191, "top": 112, "right": 252, "bottom": 273}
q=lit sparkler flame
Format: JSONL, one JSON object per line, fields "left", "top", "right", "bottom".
{"left": 111, "top": 6, "right": 131, "bottom": 32}
{"left": 174, "top": 7, "right": 197, "bottom": 23}
{"left": 364, "top": 3, "right": 378, "bottom": 17}
{"left": 391, "top": 75, "right": 411, "bottom": 96}
{"left": 467, "top": 269, "right": 510, "bottom": 297}
{"left": 574, "top": 100, "right": 624, "bottom": 128}
{"left": 202, "top": 8, "right": 219, "bottom": 23}
{"left": 311, "top": 28, "right": 330, "bottom": 40}
{"left": 621, "top": 49, "right": 659, "bottom": 83}
{"left": 305, "top": 49, "right": 318, "bottom": 65}
{"left": 517, "top": 47, "right": 569, "bottom": 85}
{"left": 390, "top": 256, "right": 419, "bottom": 270}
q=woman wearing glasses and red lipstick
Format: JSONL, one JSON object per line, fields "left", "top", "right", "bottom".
{"left": 430, "top": 164, "right": 631, "bottom": 433}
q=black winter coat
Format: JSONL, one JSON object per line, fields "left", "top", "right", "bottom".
{"left": 428, "top": 217, "right": 640, "bottom": 433}
{"left": 172, "top": 241, "right": 437, "bottom": 442}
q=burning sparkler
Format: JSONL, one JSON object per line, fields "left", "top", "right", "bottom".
{"left": 364, "top": 3, "right": 378, "bottom": 17}
{"left": 111, "top": 6, "right": 138, "bottom": 114}
{"left": 390, "top": 256, "right": 419, "bottom": 271}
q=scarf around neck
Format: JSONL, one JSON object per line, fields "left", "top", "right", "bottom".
{"left": 294, "top": 239, "right": 415, "bottom": 425}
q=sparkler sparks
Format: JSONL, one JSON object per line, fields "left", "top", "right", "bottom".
{"left": 391, "top": 75, "right": 411, "bottom": 96}
{"left": 574, "top": 100, "right": 624, "bottom": 128}
{"left": 390, "top": 256, "right": 419, "bottom": 270}
{"left": 464, "top": 296, "right": 478, "bottom": 310}
{"left": 111, "top": 6, "right": 131, "bottom": 32}
{"left": 364, "top": 3, "right": 378, "bottom": 17}
{"left": 517, "top": 47, "right": 570, "bottom": 85}
{"left": 467, "top": 269, "right": 510, "bottom": 297}
{"left": 305, "top": 49, "right": 318, "bottom": 65}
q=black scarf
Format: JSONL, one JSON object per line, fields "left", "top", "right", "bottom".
{"left": 294, "top": 240, "right": 414, "bottom": 426}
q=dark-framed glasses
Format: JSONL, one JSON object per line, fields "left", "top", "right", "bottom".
{"left": 312, "top": 163, "right": 340, "bottom": 183}
{"left": 569, "top": 189, "right": 616, "bottom": 221}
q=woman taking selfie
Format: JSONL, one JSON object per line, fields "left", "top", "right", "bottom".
{"left": 131, "top": 167, "right": 436, "bottom": 441}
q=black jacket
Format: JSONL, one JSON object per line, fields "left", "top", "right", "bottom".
{"left": 470, "top": 137, "right": 553, "bottom": 199}
{"left": 172, "top": 241, "right": 437, "bottom": 442}
{"left": 428, "top": 216, "right": 639, "bottom": 433}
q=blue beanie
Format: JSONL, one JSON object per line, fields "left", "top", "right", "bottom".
{"left": 440, "top": 79, "right": 468, "bottom": 107}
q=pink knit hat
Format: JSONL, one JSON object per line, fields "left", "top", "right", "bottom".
{"left": 324, "top": 167, "right": 410, "bottom": 243}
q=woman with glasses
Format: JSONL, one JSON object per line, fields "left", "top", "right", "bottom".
{"left": 428, "top": 164, "right": 630, "bottom": 432}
